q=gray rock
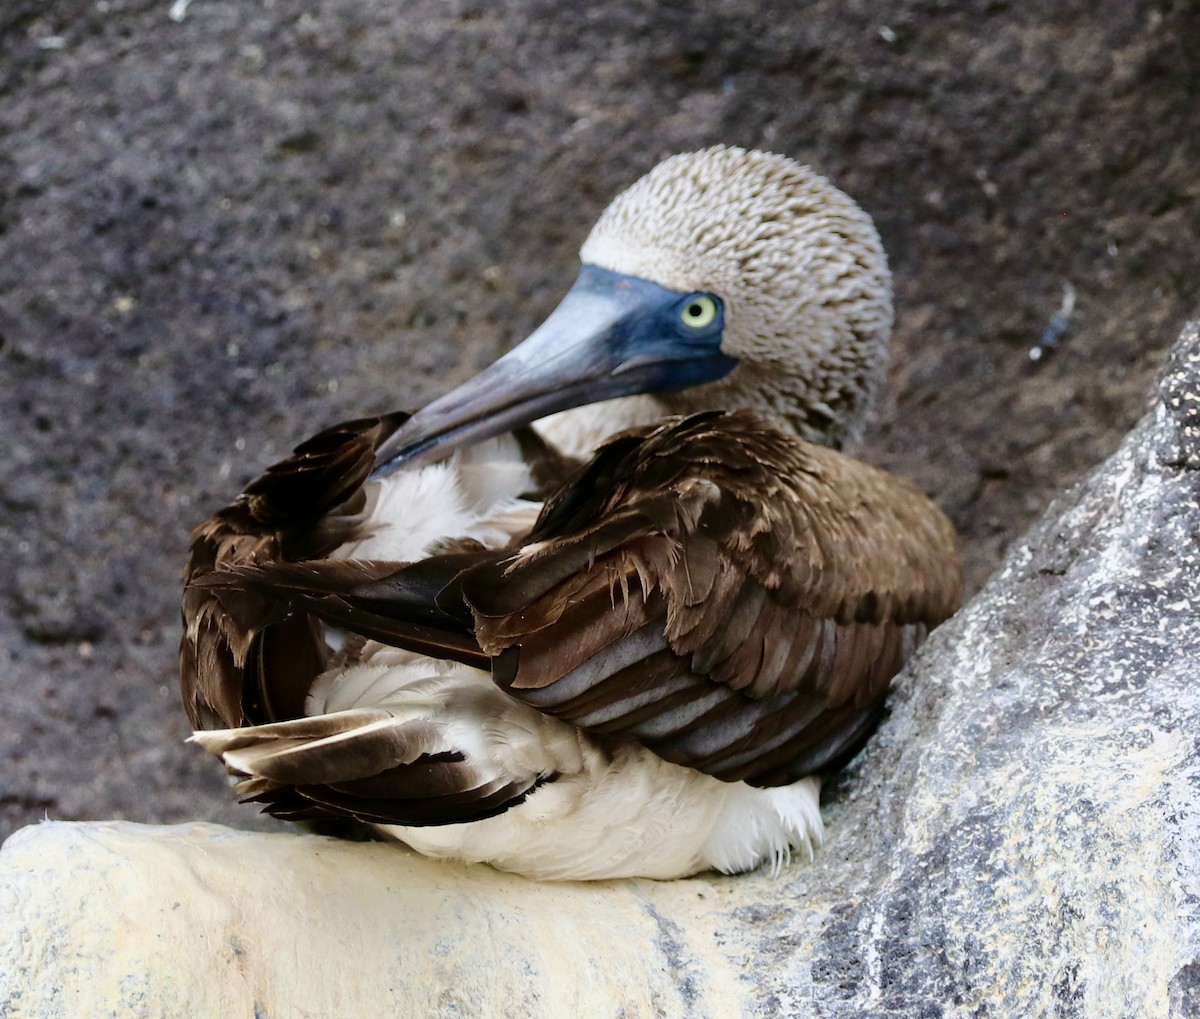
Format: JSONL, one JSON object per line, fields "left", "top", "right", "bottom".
{"left": 806, "top": 318, "right": 1200, "bottom": 1017}
{"left": 3, "top": 321, "right": 1199, "bottom": 1016}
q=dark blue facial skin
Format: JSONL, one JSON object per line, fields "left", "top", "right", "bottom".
{"left": 371, "top": 265, "right": 738, "bottom": 478}
{"left": 564, "top": 265, "right": 735, "bottom": 393}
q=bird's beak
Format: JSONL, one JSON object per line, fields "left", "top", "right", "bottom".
{"left": 371, "top": 265, "right": 736, "bottom": 477}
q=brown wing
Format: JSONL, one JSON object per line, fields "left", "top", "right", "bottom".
{"left": 458, "top": 410, "right": 961, "bottom": 786}
{"left": 180, "top": 412, "right": 415, "bottom": 730}
{"left": 190, "top": 410, "right": 960, "bottom": 794}
{"left": 180, "top": 409, "right": 577, "bottom": 731}
{"left": 180, "top": 413, "right": 582, "bottom": 829}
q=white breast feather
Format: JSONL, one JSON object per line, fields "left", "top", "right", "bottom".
{"left": 333, "top": 433, "right": 539, "bottom": 562}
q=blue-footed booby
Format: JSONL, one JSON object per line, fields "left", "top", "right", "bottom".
{"left": 181, "top": 146, "right": 960, "bottom": 881}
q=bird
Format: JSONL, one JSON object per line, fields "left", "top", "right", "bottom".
{"left": 180, "top": 146, "right": 961, "bottom": 881}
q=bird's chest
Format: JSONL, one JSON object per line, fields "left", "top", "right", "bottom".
{"left": 332, "top": 435, "right": 541, "bottom": 562}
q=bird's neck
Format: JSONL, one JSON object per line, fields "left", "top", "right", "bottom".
{"left": 531, "top": 357, "right": 878, "bottom": 461}
{"left": 532, "top": 395, "right": 671, "bottom": 459}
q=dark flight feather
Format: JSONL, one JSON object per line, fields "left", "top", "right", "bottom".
{"left": 180, "top": 412, "right": 410, "bottom": 731}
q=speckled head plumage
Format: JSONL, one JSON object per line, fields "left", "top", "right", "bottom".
{"left": 371, "top": 145, "right": 895, "bottom": 474}
{"left": 580, "top": 146, "right": 893, "bottom": 448}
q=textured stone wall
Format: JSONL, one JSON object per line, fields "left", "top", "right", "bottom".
{"left": 5, "top": 0, "right": 1200, "bottom": 840}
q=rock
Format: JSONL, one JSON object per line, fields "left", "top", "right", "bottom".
{"left": 0, "top": 821, "right": 750, "bottom": 1017}
{"left": 3, "top": 321, "right": 1199, "bottom": 1016}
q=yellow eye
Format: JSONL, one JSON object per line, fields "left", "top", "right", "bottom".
{"left": 680, "top": 295, "right": 718, "bottom": 329}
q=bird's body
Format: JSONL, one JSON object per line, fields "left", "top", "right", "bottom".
{"left": 182, "top": 147, "right": 961, "bottom": 880}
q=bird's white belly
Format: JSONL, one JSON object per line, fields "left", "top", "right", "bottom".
{"left": 381, "top": 745, "right": 823, "bottom": 882}
{"left": 309, "top": 647, "right": 823, "bottom": 882}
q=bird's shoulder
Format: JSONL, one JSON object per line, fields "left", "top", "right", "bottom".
{"left": 473, "top": 408, "right": 960, "bottom": 634}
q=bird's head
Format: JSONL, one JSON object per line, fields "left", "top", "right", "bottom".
{"left": 373, "top": 145, "right": 892, "bottom": 475}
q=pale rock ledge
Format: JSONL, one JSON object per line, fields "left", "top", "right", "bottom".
{"left": 3, "top": 319, "right": 1200, "bottom": 1018}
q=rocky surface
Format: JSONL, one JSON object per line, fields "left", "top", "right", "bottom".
{"left": 2, "top": 1, "right": 1199, "bottom": 843}
{"left": 3, "top": 320, "right": 1198, "bottom": 1016}
{"left": 795, "top": 318, "right": 1200, "bottom": 1016}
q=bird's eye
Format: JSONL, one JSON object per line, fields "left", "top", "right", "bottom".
{"left": 679, "top": 295, "right": 719, "bottom": 330}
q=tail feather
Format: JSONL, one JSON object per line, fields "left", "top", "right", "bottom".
{"left": 290, "top": 774, "right": 543, "bottom": 827}
{"left": 201, "top": 712, "right": 443, "bottom": 786}
{"left": 191, "top": 703, "right": 545, "bottom": 828}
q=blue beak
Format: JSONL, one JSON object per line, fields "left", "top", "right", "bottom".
{"left": 371, "top": 265, "right": 735, "bottom": 477}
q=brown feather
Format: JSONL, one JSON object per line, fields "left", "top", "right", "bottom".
{"left": 179, "top": 413, "right": 408, "bottom": 729}
{"left": 193, "top": 713, "right": 549, "bottom": 828}
{"left": 182, "top": 408, "right": 960, "bottom": 817}
{"left": 458, "top": 410, "right": 961, "bottom": 785}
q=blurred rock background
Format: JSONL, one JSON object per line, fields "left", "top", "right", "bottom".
{"left": 1, "top": 0, "right": 1197, "bottom": 837}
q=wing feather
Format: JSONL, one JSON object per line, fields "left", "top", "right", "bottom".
{"left": 180, "top": 413, "right": 409, "bottom": 729}
{"left": 460, "top": 410, "right": 961, "bottom": 786}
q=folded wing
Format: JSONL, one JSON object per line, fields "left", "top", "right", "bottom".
{"left": 191, "top": 411, "right": 961, "bottom": 803}
{"left": 180, "top": 413, "right": 409, "bottom": 730}
{"left": 458, "top": 411, "right": 961, "bottom": 785}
